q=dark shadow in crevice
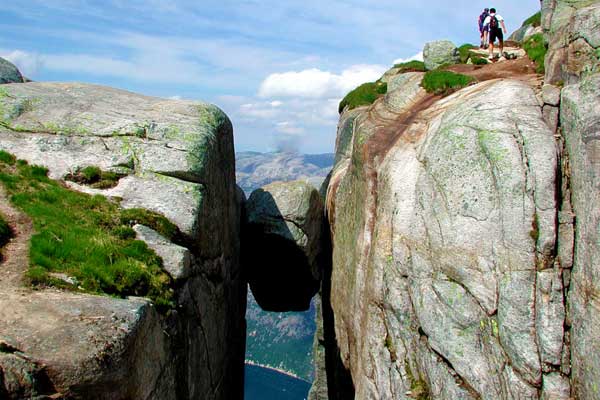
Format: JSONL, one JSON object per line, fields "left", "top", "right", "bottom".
{"left": 243, "top": 224, "right": 319, "bottom": 312}
{"left": 319, "top": 218, "right": 355, "bottom": 399}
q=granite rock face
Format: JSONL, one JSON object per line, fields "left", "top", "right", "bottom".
{"left": 509, "top": 24, "right": 543, "bottom": 43}
{"left": 0, "top": 82, "right": 246, "bottom": 399}
{"left": 543, "top": 0, "right": 600, "bottom": 84}
{"left": 423, "top": 40, "right": 460, "bottom": 70}
{"left": 0, "top": 58, "right": 24, "bottom": 84}
{"left": 244, "top": 180, "right": 324, "bottom": 311}
{"left": 561, "top": 72, "right": 600, "bottom": 400}
{"left": 323, "top": 73, "right": 569, "bottom": 399}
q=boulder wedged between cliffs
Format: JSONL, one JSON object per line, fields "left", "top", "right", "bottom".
{"left": 242, "top": 180, "right": 325, "bottom": 312}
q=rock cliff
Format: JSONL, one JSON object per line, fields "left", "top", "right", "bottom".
{"left": 317, "top": 1, "right": 600, "bottom": 398}
{"left": 0, "top": 82, "right": 246, "bottom": 399}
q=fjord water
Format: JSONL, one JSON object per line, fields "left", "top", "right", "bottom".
{"left": 244, "top": 364, "right": 311, "bottom": 400}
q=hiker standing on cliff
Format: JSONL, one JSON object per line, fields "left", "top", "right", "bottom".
{"left": 478, "top": 8, "right": 490, "bottom": 48}
{"left": 484, "top": 8, "right": 508, "bottom": 60}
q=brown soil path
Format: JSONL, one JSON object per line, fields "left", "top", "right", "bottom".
{"left": 0, "top": 187, "right": 34, "bottom": 289}
{"left": 369, "top": 46, "right": 543, "bottom": 165}
{"left": 447, "top": 56, "right": 541, "bottom": 86}
{"left": 331, "top": 44, "right": 546, "bottom": 281}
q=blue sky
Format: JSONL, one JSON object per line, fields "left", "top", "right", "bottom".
{"left": 1, "top": 1, "right": 539, "bottom": 154}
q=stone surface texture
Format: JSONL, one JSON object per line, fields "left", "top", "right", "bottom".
{"left": 322, "top": 72, "right": 572, "bottom": 399}
{"left": 509, "top": 24, "right": 543, "bottom": 43}
{"left": 561, "top": 72, "right": 600, "bottom": 400}
{"left": 0, "top": 82, "right": 246, "bottom": 399}
{"left": 133, "top": 224, "right": 192, "bottom": 280}
{"left": 423, "top": 40, "right": 460, "bottom": 71}
{"left": 543, "top": 0, "right": 600, "bottom": 84}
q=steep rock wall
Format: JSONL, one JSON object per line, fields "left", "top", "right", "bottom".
{"left": 543, "top": 0, "right": 600, "bottom": 84}
{"left": 324, "top": 70, "right": 571, "bottom": 399}
{"left": 561, "top": 73, "right": 600, "bottom": 399}
{"left": 0, "top": 82, "right": 246, "bottom": 399}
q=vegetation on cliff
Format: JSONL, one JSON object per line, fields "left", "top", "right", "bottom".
{"left": 65, "top": 166, "right": 125, "bottom": 189}
{"left": 0, "top": 150, "right": 175, "bottom": 307}
{"left": 458, "top": 44, "right": 477, "bottom": 64}
{"left": 421, "top": 70, "right": 475, "bottom": 95}
{"left": 523, "top": 33, "right": 547, "bottom": 74}
{"left": 393, "top": 60, "right": 426, "bottom": 73}
{"left": 339, "top": 80, "right": 387, "bottom": 113}
{"left": 521, "top": 11, "right": 541, "bottom": 28}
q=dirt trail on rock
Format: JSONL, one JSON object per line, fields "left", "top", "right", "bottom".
{"left": 332, "top": 45, "right": 546, "bottom": 293}
{"left": 368, "top": 47, "right": 543, "bottom": 166}
{"left": 448, "top": 57, "right": 541, "bottom": 86}
{"left": 0, "top": 187, "right": 33, "bottom": 290}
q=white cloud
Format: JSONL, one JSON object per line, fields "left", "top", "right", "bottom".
{"left": 1, "top": 49, "right": 44, "bottom": 77}
{"left": 239, "top": 102, "right": 282, "bottom": 120}
{"left": 258, "top": 64, "right": 387, "bottom": 99}
{"left": 392, "top": 51, "right": 424, "bottom": 65}
{"left": 275, "top": 121, "right": 304, "bottom": 135}
{"left": 270, "top": 100, "right": 283, "bottom": 107}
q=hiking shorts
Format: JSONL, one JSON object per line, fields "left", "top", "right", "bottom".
{"left": 489, "top": 28, "right": 503, "bottom": 44}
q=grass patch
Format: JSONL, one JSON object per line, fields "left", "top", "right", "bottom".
{"left": 521, "top": 11, "right": 541, "bottom": 28}
{"left": 523, "top": 33, "right": 547, "bottom": 74}
{"left": 0, "top": 150, "right": 16, "bottom": 165}
{"left": 458, "top": 44, "right": 477, "bottom": 64}
{"left": 393, "top": 60, "right": 426, "bottom": 73}
{"left": 65, "top": 165, "right": 125, "bottom": 189}
{"left": 339, "top": 80, "right": 387, "bottom": 113}
{"left": 0, "top": 154, "right": 175, "bottom": 308}
{"left": 421, "top": 71, "right": 475, "bottom": 95}
{"left": 471, "top": 56, "right": 489, "bottom": 65}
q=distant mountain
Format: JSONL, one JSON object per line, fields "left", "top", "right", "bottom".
{"left": 236, "top": 151, "right": 334, "bottom": 195}
{"left": 237, "top": 151, "right": 334, "bottom": 382}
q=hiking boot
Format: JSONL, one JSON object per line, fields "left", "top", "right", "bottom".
{"left": 487, "top": 55, "right": 494, "bottom": 60}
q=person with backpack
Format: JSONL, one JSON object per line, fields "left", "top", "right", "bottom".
{"left": 483, "top": 8, "right": 508, "bottom": 60}
{"left": 478, "top": 8, "right": 490, "bottom": 48}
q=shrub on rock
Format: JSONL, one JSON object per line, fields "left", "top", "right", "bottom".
{"left": 421, "top": 70, "right": 475, "bottom": 95}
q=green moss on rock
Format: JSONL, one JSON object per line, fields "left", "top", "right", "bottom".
{"left": 339, "top": 80, "right": 387, "bottom": 113}
{"left": 393, "top": 60, "right": 426, "bottom": 73}
{"left": 523, "top": 33, "right": 547, "bottom": 74}
{"left": 458, "top": 44, "right": 477, "bottom": 64}
{"left": 521, "top": 11, "right": 541, "bottom": 28}
{"left": 65, "top": 166, "right": 125, "bottom": 189}
{"left": 421, "top": 71, "right": 475, "bottom": 95}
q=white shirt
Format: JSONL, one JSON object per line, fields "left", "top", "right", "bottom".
{"left": 484, "top": 14, "right": 504, "bottom": 26}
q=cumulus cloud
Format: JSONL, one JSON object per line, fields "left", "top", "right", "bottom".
{"left": 258, "top": 64, "right": 387, "bottom": 99}
{"left": 239, "top": 101, "right": 283, "bottom": 120}
{"left": 1, "top": 49, "right": 44, "bottom": 77}
{"left": 275, "top": 121, "right": 304, "bottom": 135}
{"left": 392, "top": 51, "right": 424, "bottom": 65}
